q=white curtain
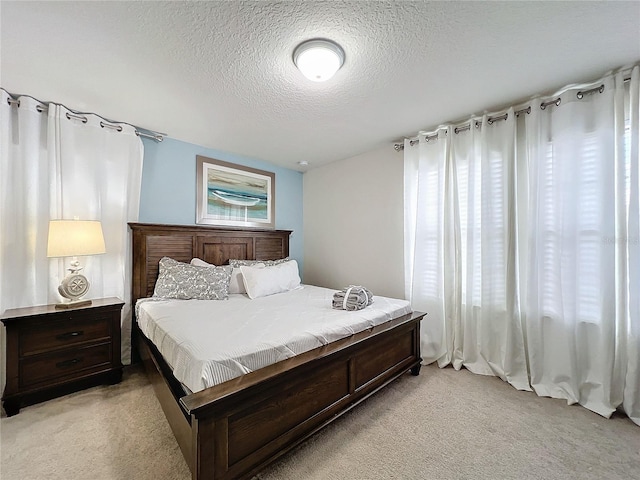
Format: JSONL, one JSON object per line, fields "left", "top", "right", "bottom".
{"left": 0, "top": 90, "right": 144, "bottom": 395}
{"left": 405, "top": 66, "right": 639, "bottom": 425}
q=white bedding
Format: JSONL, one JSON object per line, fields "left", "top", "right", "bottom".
{"left": 136, "top": 285, "right": 412, "bottom": 393}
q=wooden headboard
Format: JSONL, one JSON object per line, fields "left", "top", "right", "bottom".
{"left": 128, "top": 223, "right": 292, "bottom": 306}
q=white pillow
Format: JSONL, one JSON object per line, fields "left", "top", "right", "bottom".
{"left": 190, "top": 258, "right": 212, "bottom": 267}
{"left": 230, "top": 264, "right": 264, "bottom": 294}
{"left": 240, "top": 260, "right": 301, "bottom": 299}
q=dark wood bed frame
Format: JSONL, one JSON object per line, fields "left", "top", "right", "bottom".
{"left": 129, "top": 222, "right": 424, "bottom": 480}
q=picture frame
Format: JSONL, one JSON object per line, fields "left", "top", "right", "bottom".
{"left": 196, "top": 155, "right": 275, "bottom": 229}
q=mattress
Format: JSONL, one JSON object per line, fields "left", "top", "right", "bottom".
{"left": 136, "top": 285, "right": 412, "bottom": 393}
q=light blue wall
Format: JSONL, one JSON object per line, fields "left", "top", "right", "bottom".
{"left": 139, "top": 138, "right": 304, "bottom": 274}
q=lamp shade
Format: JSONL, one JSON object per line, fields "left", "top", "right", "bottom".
{"left": 47, "top": 220, "right": 106, "bottom": 258}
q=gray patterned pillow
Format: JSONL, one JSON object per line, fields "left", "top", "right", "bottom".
{"left": 229, "top": 257, "right": 290, "bottom": 268}
{"left": 153, "top": 257, "right": 232, "bottom": 300}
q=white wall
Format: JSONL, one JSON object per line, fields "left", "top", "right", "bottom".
{"left": 303, "top": 145, "right": 405, "bottom": 299}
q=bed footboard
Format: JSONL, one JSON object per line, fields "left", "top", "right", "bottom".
{"left": 181, "top": 310, "right": 424, "bottom": 480}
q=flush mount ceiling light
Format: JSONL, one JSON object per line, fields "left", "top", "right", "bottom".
{"left": 293, "top": 39, "right": 345, "bottom": 82}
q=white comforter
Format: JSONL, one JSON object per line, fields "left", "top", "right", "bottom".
{"left": 136, "top": 285, "right": 412, "bottom": 393}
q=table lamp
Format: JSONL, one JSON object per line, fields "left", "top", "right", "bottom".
{"left": 47, "top": 219, "right": 106, "bottom": 309}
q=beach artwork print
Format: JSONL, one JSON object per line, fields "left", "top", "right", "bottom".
{"left": 196, "top": 156, "right": 275, "bottom": 228}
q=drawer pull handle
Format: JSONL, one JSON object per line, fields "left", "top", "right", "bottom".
{"left": 56, "top": 357, "right": 83, "bottom": 368}
{"left": 56, "top": 331, "right": 84, "bottom": 340}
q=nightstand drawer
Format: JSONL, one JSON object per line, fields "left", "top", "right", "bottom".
{"left": 20, "top": 314, "right": 111, "bottom": 356}
{"left": 20, "top": 343, "right": 112, "bottom": 388}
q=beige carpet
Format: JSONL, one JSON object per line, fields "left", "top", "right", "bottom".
{"left": 1, "top": 364, "right": 638, "bottom": 480}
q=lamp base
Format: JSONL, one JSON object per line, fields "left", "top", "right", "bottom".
{"left": 57, "top": 272, "right": 91, "bottom": 309}
{"left": 55, "top": 299, "right": 92, "bottom": 310}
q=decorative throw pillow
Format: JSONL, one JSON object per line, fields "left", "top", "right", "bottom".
{"left": 229, "top": 257, "right": 290, "bottom": 268}
{"left": 240, "top": 260, "right": 301, "bottom": 299}
{"left": 153, "top": 257, "right": 232, "bottom": 300}
{"left": 189, "top": 257, "right": 264, "bottom": 294}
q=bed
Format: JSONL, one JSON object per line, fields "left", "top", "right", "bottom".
{"left": 129, "top": 222, "right": 425, "bottom": 480}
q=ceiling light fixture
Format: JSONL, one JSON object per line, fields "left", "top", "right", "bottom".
{"left": 293, "top": 39, "right": 345, "bottom": 82}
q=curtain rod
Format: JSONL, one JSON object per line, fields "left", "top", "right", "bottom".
{"left": 2, "top": 88, "right": 166, "bottom": 142}
{"left": 394, "top": 73, "right": 633, "bottom": 152}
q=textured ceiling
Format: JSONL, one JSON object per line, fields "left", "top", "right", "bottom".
{"left": 2, "top": 1, "right": 639, "bottom": 171}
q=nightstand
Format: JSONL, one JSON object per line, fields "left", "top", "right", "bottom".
{"left": 1, "top": 297, "right": 124, "bottom": 416}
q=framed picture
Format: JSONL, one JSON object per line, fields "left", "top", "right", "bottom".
{"left": 196, "top": 155, "right": 275, "bottom": 229}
